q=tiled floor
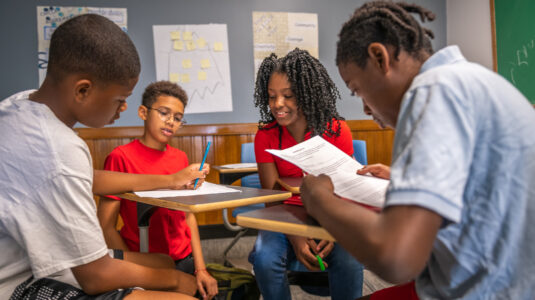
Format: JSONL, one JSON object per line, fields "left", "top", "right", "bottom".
{"left": 201, "top": 236, "right": 392, "bottom": 299}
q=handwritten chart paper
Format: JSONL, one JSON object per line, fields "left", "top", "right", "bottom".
{"left": 153, "top": 24, "right": 233, "bottom": 114}
{"left": 252, "top": 12, "right": 318, "bottom": 77}
{"left": 36, "top": 6, "right": 127, "bottom": 85}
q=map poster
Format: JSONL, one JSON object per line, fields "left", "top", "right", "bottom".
{"left": 36, "top": 6, "right": 127, "bottom": 85}
{"left": 252, "top": 11, "right": 318, "bottom": 77}
{"left": 153, "top": 24, "right": 233, "bottom": 114}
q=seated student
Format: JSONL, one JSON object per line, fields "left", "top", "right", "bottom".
{"left": 249, "top": 48, "right": 364, "bottom": 300}
{"left": 97, "top": 81, "right": 218, "bottom": 299}
{"left": 301, "top": 1, "right": 535, "bottom": 299}
{"left": 0, "top": 14, "right": 207, "bottom": 299}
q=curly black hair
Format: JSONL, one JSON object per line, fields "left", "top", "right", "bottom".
{"left": 254, "top": 48, "right": 344, "bottom": 141}
{"left": 142, "top": 81, "right": 188, "bottom": 108}
{"left": 336, "top": 1, "right": 435, "bottom": 68}
{"left": 48, "top": 14, "right": 140, "bottom": 86}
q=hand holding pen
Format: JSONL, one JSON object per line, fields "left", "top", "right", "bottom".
{"left": 168, "top": 162, "right": 210, "bottom": 190}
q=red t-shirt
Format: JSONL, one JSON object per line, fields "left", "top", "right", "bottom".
{"left": 254, "top": 120, "right": 353, "bottom": 205}
{"left": 104, "top": 139, "right": 192, "bottom": 260}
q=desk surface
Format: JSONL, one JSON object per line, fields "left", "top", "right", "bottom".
{"left": 118, "top": 185, "right": 291, "bottom": 213}
{"left": 237, "top": 204, "right": 335, "bottom": 241}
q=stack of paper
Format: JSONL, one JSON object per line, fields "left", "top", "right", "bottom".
{"left": 134, "top": 182, "right": 241, "bottom": 198}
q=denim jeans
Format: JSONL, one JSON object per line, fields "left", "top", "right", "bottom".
{"left": 248, "top": 230, "right": 363, "bottom": 300}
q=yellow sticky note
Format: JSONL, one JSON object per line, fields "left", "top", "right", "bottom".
{"left": 181, "top": 74, "right": 190, "bottom": 83}
{"left": 173, "top": 40, "right": 184, "bottom": 51}
{"left": 170, "top": 31, "right": 181, "bottom": 40}
{"left": 200, "top": 59, "right": 211, "bottom": 69}
{"left": 169, "top": 73, "right": 180, "bottom": 83}
{"left": 213, "top": 42, "right": 224, "bottom": 52}
{"left": 183, "top": 31, "right": 193, "bottom": 41}
{"left": 198, "top": 71, "right": 207, "bottom": 81}
{"left": 182, "top": 59, "right": 192, "bottom": 69}
{"left": 197, "top": 37, "right": 206, "bottom": 49}
{"left": 186, "top": 41, "right": 196, "bottom": 51}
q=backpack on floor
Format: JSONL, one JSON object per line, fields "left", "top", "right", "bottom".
{"left": 206, "top": 263, "right": 260, "bottom": 300}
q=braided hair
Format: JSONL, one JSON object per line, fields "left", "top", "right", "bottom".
{"left": 336, "top": 1, "right": 435, "bottom": 68}
{"left": 254, "top": 48, "right": 344, "bottom": 143}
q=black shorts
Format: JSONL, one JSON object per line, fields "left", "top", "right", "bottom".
{"left": 10, "top": 276, "right": 134, "bottom": 300}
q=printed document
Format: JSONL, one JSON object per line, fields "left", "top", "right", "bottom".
{"left": 266, "top": 136, "right": 387, "bottom": 207}
{"left": 133, "top": 182, "right": 240, "bottom": 198}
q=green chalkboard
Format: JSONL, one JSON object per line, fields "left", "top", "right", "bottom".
{"left": 492, "top": 0, "right": 535, "bottom": 104}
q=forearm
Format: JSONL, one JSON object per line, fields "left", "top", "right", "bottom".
{"left": 93, "top": 170, "right": 173, "bottom": 195}
{"left": 186, "top": 213, "right": 206, "bottom": 271}
{"left": 72, "top": 255, "right": 183, "bottom": 295}
{"left": 103, "top": 227, "right": 129, "bottom": 251}
{"left": 307, "top": 187, "right": 440, "bottom": 283}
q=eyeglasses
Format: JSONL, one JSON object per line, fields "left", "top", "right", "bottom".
{"left": 146, "top": 106, "right": 187, "bottom": 126}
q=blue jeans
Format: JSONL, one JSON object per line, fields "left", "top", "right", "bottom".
{"left": 248, "top": 230, "right": 363, "bottom": 300}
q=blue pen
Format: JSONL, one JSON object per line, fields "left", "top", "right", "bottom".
{"left": 194, "top": 141, "right": 211, "bottom": 189}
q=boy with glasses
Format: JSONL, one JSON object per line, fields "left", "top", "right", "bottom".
{"left": 98, "top": 81, "right": 218, "bottom": 299}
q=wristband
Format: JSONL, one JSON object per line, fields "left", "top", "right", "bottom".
{"left": 194, "top": 268, "right": 207, "bottom": 275}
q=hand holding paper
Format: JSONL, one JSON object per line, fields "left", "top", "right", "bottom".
{"left": 266, "top": 136, "right": 388, "bottom": 208}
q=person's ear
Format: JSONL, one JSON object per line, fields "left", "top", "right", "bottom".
{"left": 138, "top": 105, "right": 148, "bottom": 121}
{"left": 73, "top": 79, "right": 93, "bottom": 103}
{"left": 367, "top": 43, "right": 391, "bottom": 74}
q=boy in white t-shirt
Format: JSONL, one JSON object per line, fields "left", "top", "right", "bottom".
{"left": 0, "top": 14, "right": 208, "bottom": 299}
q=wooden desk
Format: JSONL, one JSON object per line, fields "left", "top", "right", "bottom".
{"left": 118, "top": 185, "right": 286, "bottom": 213}
{"left": 236, "top": 204, "right": 335, "bottom": 241}
{"left": 276, "top": 177, "right": 302, "bottom": 194}
{"left": 117, "top": 185, "right": 291, "bottom": 252}
{"left": 213, "top": 165, "right": 258, "bottom": 185}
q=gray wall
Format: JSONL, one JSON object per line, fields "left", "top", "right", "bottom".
{"left": 0, "top": 0, "right": 446, "bottom": 127}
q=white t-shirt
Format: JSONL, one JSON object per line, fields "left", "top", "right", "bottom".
{"left": 0, "top": 91, "right": 109, "bottom": 296}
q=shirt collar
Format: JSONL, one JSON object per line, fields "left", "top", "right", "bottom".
{"left": 419, "top": 45, "right": 466, "bottom": 74}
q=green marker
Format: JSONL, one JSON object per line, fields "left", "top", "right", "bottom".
{"left": 316, "top": 255, "right": 326, "bottom": 271}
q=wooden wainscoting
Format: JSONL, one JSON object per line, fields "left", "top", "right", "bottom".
{"left": 76, "top": 120, "right": 394, "bottom": 225}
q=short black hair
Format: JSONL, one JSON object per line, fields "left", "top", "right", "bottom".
{"left": 336, "top": 1, "right": 435, "bottom": 68}
{"left": 254, "top": 48, "right": 344, "bottom": 138}
{"left": 47, "top": 14, "right": 140, "bottom": 85}
{"left": 142, "top": 81, "right": 188, "bottom": 108}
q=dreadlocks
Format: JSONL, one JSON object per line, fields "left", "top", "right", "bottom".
{"left": 336, "top": 1, "right": 435, "bottom": 68}
{"left": 254, "top": 48, "right": 344, "bottom": 139}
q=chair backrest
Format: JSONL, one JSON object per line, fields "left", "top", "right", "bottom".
{"left": 352, "top": 140, "right": 368, "bottom": 165}
{"left": 240, "top": 143, "right": 261, "bottom": 188}
{"left": 240, "top": 143, "right": 256, "bottom": 163}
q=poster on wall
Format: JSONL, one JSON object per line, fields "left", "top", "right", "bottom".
{"left": 36, "top": 6, "right": 127, "bottom": 86}
{"left": 153, "top": 24, "right": 233, "bottom": 114}
{"left": 252, "top": 11, "right": 318, "bottom": 77}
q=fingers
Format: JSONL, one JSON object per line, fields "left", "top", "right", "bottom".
{"left": 317, "top": 241, "right": 335, "bottom": 258}
{"left": 196, "top": 280, "right": 207, "bottom": 299}
{"left": 207, "top": 278, "right": 218, "bottom": 299}
{"left": 306, "top": 238, "right": 319, "bottom": 254}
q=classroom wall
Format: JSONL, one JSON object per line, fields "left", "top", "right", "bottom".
{"left": 446, "top": 0, "right": 493, "bottom": 70}
{"left": 0, "top": 0, "right": 446, "bottom": 126}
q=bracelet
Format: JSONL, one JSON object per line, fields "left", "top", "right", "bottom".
{"left": 194, "top": 268, "right": 207, "bottom": 275}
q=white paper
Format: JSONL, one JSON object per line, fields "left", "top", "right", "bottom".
{"left": 134, "top": 182, "right": 240, "bottom": 198}
{"left": 266, "top": 136, "right": 387, "bottom": 207}
{"left": 220, "top": 163, "right": 257, "bottom": 169}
